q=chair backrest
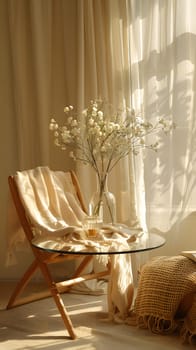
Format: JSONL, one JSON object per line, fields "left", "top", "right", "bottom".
{"left": 8, "top": 167, "right": 87, "bottom": 245}
{"left": 8, "top": 175, "right": 34, "bottom": 243}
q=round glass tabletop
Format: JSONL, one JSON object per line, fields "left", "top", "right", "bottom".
{"left": 32, "top": 232, "right": 166, "bottom": 256}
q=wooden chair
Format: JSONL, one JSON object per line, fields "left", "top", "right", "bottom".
{"left": 7, "top": 168, "right": 110, "bottom": 339}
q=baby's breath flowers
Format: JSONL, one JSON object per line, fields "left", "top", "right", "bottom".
{"left": 49, "top": 99, "right": 175, "bottom": 221}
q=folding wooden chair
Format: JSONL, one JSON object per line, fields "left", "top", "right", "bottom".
{"left": 7, "top": 168, "right": 110, "bottom": 339}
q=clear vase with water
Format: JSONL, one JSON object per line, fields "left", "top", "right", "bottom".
{"left": 89, "top": 173, "right": 116, "bottom": 225}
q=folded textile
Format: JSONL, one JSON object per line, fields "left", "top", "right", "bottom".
{"left": 128, "top": 255, "right": 196, "bottom": 344}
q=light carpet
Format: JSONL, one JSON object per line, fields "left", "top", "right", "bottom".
{"left": 0, "top": 282, "right": 190, "bottom": 350}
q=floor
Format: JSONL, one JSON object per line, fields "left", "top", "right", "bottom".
{"left": 0, "top": 281, "right": 191, "bottom": 350}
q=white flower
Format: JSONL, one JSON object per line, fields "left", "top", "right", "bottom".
{"left": 61, "top": 129, "right": 72, "bottom": 143}
{"left": 88, "top": 118, "right": 94, "bottom": 126}
{"left": 92, "top": 110, "right": 97, "bottom": 117}
{"left": 97, "top": 110, "right": 103, "bottom": 119}
{"left": 71, "top": 120, "right": 77, "bottom": 127}
{"left": 71, "top": 127, "right": 80, "bottom": 136}
{"left": 49, "top": 119, "right": 58, "bottom": 131}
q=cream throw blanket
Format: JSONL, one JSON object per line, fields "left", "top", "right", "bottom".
{"left": 128, "top": 255, "right": 196, "bottom": 344}
{"left": 12, "top": 166, "right": 134, "bottom": 322}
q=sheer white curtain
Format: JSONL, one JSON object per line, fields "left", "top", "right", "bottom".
{"left": 129, "top": 0, "right": 196, "bottom": 254}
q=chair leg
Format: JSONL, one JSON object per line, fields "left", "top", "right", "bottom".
{"left": 7, "top": 260, "right": 39, "bottom": 309}
{"left": 71, "top": 255, "right": 93, "bottom": 278}
{"left": 38, "top": 261, "right": 77, "bottom": 339}
{"left": 50, "top": 282, "right": 77, "bottom": 339}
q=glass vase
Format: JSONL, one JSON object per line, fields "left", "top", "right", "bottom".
{"left": 89, "top": 173, "right": 116, "bottom": 224}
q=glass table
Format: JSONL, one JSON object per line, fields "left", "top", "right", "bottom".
{"left": 32, "top": 232, "right": 165, "bottom": 256}
{"left": 32, "top": 230, "right": 165, "bottom": 289}
{"left": 32, "top": 231, "right": 166, "bottom": 337}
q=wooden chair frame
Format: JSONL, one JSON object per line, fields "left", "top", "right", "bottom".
{"left": 7, "top": 170, "right": 110, "bottom": 339}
